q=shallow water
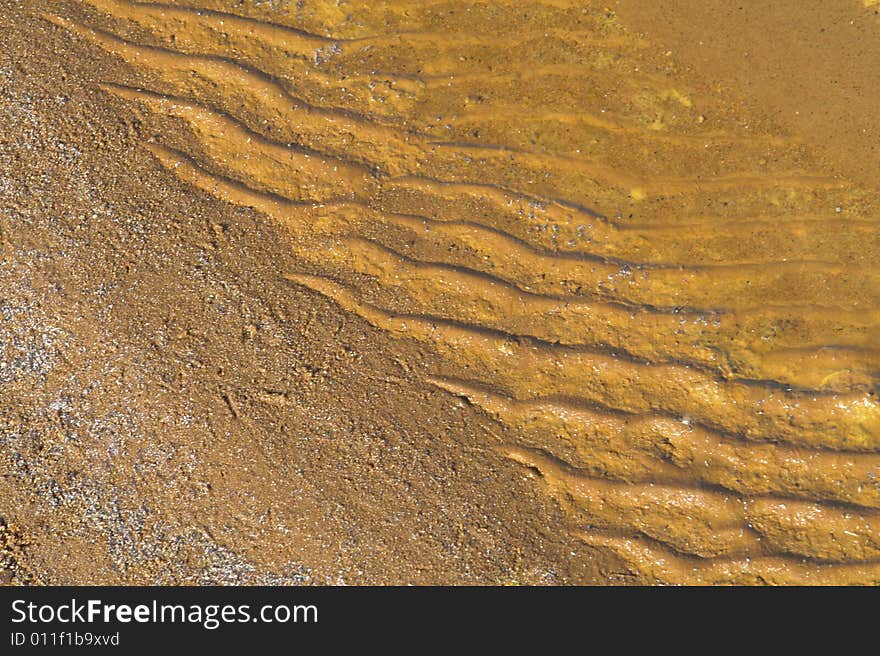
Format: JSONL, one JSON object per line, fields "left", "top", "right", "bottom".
{"left": 49, "top": 0, "right": 880, "bottom": 583}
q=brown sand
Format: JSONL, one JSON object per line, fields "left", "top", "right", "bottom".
{"left": 1, "top": 0, "right": 879, "bottom": 585}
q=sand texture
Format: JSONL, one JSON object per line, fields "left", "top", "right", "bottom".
{"left": 2, "top": 0, "right": 879, "bottom": 585}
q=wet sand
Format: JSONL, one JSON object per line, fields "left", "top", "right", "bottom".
{"left": 1, "top": 0, "right": 879, "bottom": 585}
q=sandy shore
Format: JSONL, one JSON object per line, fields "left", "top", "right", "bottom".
{"left": 2, "top": 0, "right": 879, "bottom": 585}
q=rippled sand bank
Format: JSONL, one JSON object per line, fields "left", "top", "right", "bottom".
{"left": 2, "top": 0, "right": 879, "bottom": 584}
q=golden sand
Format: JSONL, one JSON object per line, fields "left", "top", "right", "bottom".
{"left": 4, "top": 0, "right": 879, "bottom": 584}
